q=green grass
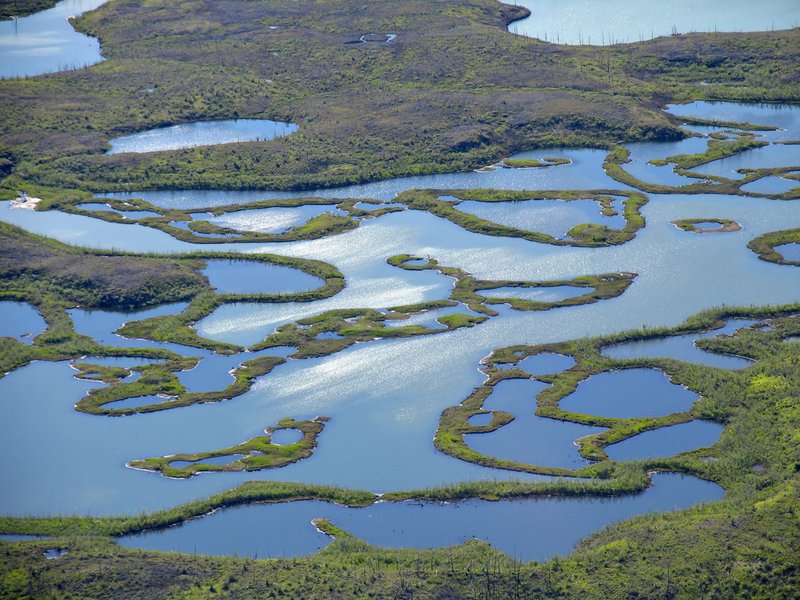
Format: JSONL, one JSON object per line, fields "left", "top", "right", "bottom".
{"left": 129, "top": 417, "right": 329, "bottom": 477}
{"left": 748, "top": 228, "right": 800, "bottom": 265}
{"left": 672, "top": 218, "right": 742, "bottom": 233}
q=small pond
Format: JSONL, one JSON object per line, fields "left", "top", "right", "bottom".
{"left": 78, "top": 203, "right": 161, "bottom": 219}
{"left": 601, "top": 319, "right": 759, "bottom": 369}
{"left": 740, "top": 176, "right": 799, "bottom": 196}
{"left": 777, "top": 243, "right": 800, "bottom": 262}
{"left": 270, "top": 428, "right": 304, "bottom": 445}
{"left": 455, "top": 198, "right": 625, "bottom": 239}
{"left": 107, "top": 119, "right": 298, "bottom": 154}
{"left": 201, "top": 260, "right": 323, "bottom": 295}
{"left": 383, "top": 306, "right": 473, "bottom": 329}
{"left": 559, "top": 368, "right": 698, "bottom": 419}
{"left": 605, "top": 420, "right": 725, "bottom": 461}
{"left": 517, "top": 352, "right": 576, "bottom": 375}
{"left": 465, "top": 379, "right": 607, "bottom": 468}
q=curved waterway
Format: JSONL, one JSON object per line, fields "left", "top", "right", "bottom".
{"left": 508, "top": 0, "right": 800, "bottom": 45}
{"left": 118, "top": 473, "right": 723, "bottom": 563}
{"left": 0, "top": 0, "right": 109, "bottom": 78}
{"left": 0, "top": 102, "right": 798, "bottom": 562}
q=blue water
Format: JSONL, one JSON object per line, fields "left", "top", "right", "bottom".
{"left": 478, "top": 285, "right": 586, "bottom": 303}
{"left": 666, "top": 102, "right": 800, "bottom": 143}
{"left": 687, "top": 143, "right": 800, "bottom": 181}
{"left": 0, "top": 102, "right": 797, "bottom": 568}
{"left": 517, "top": 352, "right": 576, "bottom": 375}
{"left": 107, "top": 120, "right": 298, "bottom": 154}
{"left": 465, "top": 379, "right": 607, "bottom": 468}
{"left": 605, "top": 420, "right": 725, "bottom": 461}
{"left": 740, "top": 176, "right": 799, "bottom": 195}
{"left": 685, "top": 221, "right": 730, "bottom": 231}
{"left": 602, "top": 319, "right": 759, "bottom": 369}
{"left": 455, "top": 198, "right": 626, "bottom": 239}
{"left": 467, "top": 413, "right": 494, "bottom": 427}
{"left": 117, "top": 472, "right": 724, "bottom": 562}
{"left": 559, "top": 368, "right": 698, "bottom": 418}
{"left": 106, "top": 395, "right": 180, "bottom": 410}
{"left": 777, "top": 243, "right": 800, "bottom": 262}
{"left": 0, "top": 301, "right": 46, "bottom": 343}
{"left": 104, "top": 148, "right": 621, "bottom": 208}
{"left": 68, "top": 302, "right": 192, "bottom": 353}
{"left": 0, "top": 0, "right": 108, "bottom": 78}
{"left": 624, "top": 137, "right": 711, "bottom": 187}
{"left": 203, "top": 205, "right": 346, "bottom": 234}
{"left": 508, "top": 0, "right": 800, "bottom": 45}
{"left": 201, "top": 260, "right": 323, "bottom": 295}
{"left": 271, "top": 428, "right": 304, "bottom": 445}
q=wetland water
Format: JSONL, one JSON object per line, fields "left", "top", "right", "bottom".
{"left": 0, "top": 0, "right": 109, "bottom": 78}
{"left": 118, "top": 473, "right": 724, "bottom": 562}
{"left": 508, "top": 0, "right": 800, "bottom": 45}
{"left": 106, "top": 119, "right": 298, "bottom": 154}
{"left": 1, "top": 102, "right": 799, "bottom": 559}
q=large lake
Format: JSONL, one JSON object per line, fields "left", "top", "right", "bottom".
{"left": 0, "top": 88, "right": 798, "bottom": 558}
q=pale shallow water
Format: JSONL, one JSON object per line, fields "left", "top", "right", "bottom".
{"left": 106, "top": 120, "right": 298, "bottom": 154}
{"left": 0, "top": 0, "right": 108, "bottom": 78}
{"left": 508, "top": 0, "right": 800, "bottom": 45}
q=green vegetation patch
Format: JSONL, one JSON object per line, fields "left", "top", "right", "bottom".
{"left": 129, "top": 417, "right": 328, "bottom": 477}
{"left": 748, "top": 228, "right": 800, "bottom": 265}
{"left": 672, "top": 218, "right": 742, "bottom": 233}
